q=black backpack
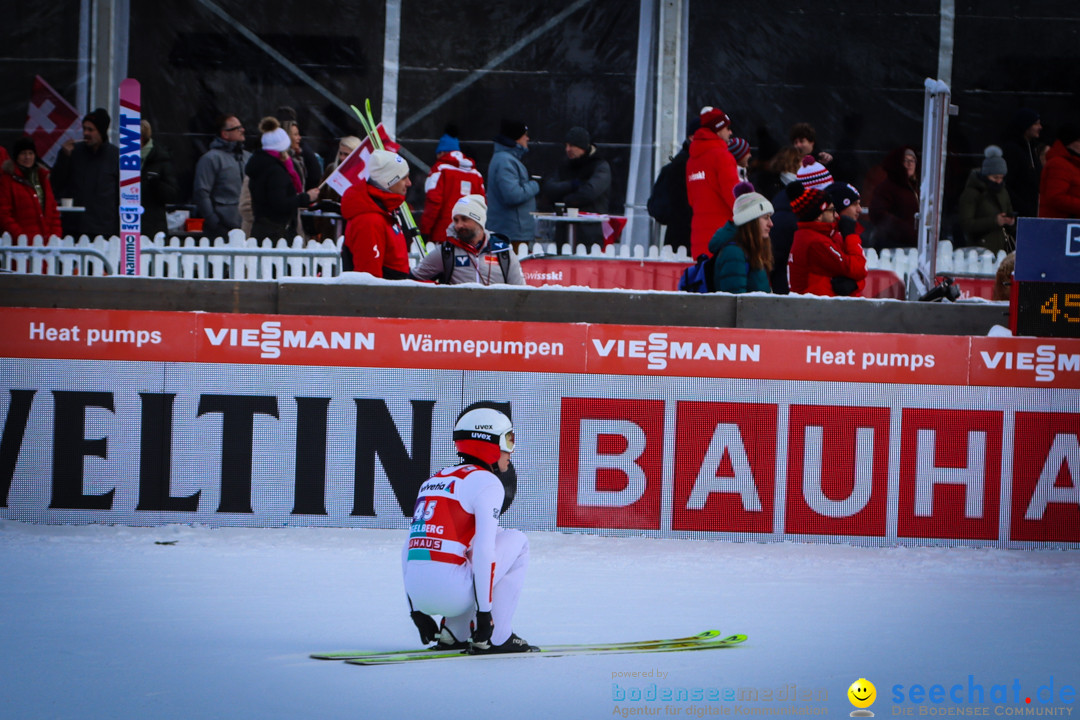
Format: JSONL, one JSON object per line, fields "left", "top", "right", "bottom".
{"left": 439, "top": 233, "right": 512, "bottom": 284}
{"left": 678, "top": 253, "right": 716, "bottom": 293}
{"left": 647, "top": 146, "right": 690, "bottom": 226}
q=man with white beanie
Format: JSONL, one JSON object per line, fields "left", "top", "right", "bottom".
{"left": 340, "top": 148, "right": 413, "bottom": 278}
{"left": 410, "top": 194, "right": 524, "bottom": 285}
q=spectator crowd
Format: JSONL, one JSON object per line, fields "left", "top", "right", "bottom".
{"left": 1, "top": 100, "right": 1078, "bottom": 294}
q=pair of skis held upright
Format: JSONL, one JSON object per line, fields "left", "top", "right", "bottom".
{"left": 350, "top": 99, "right": 427, "bottom": 255}
{"left": 312, "top": 629, "right": 747, "bottom": 665}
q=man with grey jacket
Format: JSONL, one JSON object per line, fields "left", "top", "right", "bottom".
{"left": 485, "top": 119, "right": 539, "bottom": 245}
{"left": 192, "top": 114, "right": 250, "bottom": 238}
{"left": 411, "top": 194, "right": 525, "bottom": 286}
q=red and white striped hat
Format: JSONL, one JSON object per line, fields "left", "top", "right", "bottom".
{"left": 795, "top": 155, "right": 833, "bottom": 190}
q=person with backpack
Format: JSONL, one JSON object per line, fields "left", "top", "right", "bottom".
{"left": 708, "top": 187, "right": 775, "bottom": 293}
{"left": 410, "top": 194, "right": 525, "bottom": 285}
{"left": 647, "top": 118, "right": 698, "bottom": 253}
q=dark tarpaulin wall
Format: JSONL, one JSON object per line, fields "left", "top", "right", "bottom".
{"left": 394, "top": 0, "right": 639, "bottom": 217}
{"left": 127, "top": 0, "right": 385, "bottom": 209}
{"left": 687, "top": 0, "right": 1079, "bottom": 218}
{"left": 1, "top": 1, "right": 1077, "bottom": 237}
{"left": 689, "top": 1, "right": 941, "bottom": 190}
{"left": 0, "top": 3, "right": 83, "bottom": 137}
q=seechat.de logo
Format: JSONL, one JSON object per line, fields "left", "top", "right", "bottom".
{"left": 849, "top": 678, "right": 877, "bottom": 717}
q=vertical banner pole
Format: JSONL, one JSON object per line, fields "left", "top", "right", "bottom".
{"left": 118, "top": 78, "right": 141, "bottom": 275}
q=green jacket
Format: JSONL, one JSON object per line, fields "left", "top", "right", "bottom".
{"left": 708, "top": 221, "right": 771, "bottom": 294}
{"left": 957, "top": 170, "right": 1014, "bottom": 252}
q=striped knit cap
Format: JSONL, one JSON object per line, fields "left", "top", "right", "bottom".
{"left": 786, "top": 181, "right": 830, "bottom": 222}
{"left": 795, "top": 155, "right": 833, "bottom": 190}
{"left": 727, "top": 137, "right": 751, "bottom": 161}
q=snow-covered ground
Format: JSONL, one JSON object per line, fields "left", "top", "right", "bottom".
{"left": 2, "top": 520, "right": 1078, "bottom": 720}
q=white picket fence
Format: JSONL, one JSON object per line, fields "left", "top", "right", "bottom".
{"left": 863, "top": 240, "right": 1005, "bottom": 280}
{"left": 1, "top": 231, "right": 998, "bottom": 287}
{"left": 0, "top": 231, "right": 340, "bottom": 279}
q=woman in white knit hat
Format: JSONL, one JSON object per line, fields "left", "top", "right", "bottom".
{"left": 245, "top": 116, "right": 319, "bottom": 240}
{"left": 707, "top": 183, "right": 775, "bottom": 293}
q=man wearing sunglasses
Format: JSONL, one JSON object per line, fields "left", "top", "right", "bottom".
{"left": 192, "top": 113, "right": 250, "bottom": 239}
{"left": 403, "top": 402, "right": 536, "bottom": 655}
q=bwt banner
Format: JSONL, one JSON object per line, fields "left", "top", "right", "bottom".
{"left": 1, "top": 307, "right": 1078, "bottom": 548}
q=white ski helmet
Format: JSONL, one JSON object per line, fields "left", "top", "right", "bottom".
{"left": 453, "top": 406, "right": 515, "bottom": 464}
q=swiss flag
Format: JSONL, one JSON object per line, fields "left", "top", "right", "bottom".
{"left": 24, "top": 75, "right": 82, "bottom": 167}
{"left": 322, "top": 123, "right": 400, "bottom": 196}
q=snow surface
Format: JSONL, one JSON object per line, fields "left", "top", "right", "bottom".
{"left": 2, "top": 520, "right": 1077, "bottom": 720}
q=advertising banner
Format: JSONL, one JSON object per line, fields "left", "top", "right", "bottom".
{"left": 2, "top": 307, "right": 1077, "bottom": 548}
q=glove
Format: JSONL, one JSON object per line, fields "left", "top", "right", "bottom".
{"left": 410, "top": 610, "right": 439, "bottom": 645}
{"left": 838, "top": 215, "right": 857, "bottom": 238}
{"left": 472, "top": 611, "right": 494, "bottom": 646}
{"left": 831, "top": 276, "right": 859, "bottom": 296}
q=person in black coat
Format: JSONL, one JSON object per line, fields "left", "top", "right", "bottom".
{"left": 246, "top": 117, "right": 319, "bottom": 240}
{"left": 140, "top": 120, "right": 179, "bottom": 237}
{"left": 999, "top": 108, "right": 1043, "bottom": 218}
{"left": 543, "top": 126, "right": 611, "bottom": 249}
{"left": 648, "top": 117, "right": 700, "bottom": 254}
{"left": 50, "top": 108, "right": 120, "bottom": 237}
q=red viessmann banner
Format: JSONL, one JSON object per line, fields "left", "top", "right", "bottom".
{"left": 3, "top": 307, "right": 1079, "bottom": 388}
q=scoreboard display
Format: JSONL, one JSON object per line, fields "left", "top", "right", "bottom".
{"left": 1014, "top": 219, "right": 1080, "bottom": 338}
{"left": 1016, "top": 282, "right": 1080, "bottom": 338}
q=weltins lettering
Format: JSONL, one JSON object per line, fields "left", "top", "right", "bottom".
{"left": 203, "top": 321, "right": 375, "bottom": 359}
{"left": 592, "top": 333, "right": 760, "bottom": 370}
{"left": 980, "top": 345, "right": 1080, "bottom": 382}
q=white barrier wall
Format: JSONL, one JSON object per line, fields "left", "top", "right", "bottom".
{"left": 2, "top": 307, "right": 1078, "bottom": 548}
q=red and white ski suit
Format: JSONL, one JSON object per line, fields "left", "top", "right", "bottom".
{"left": 419, "top": 151, "right": 485, "bottom": 241}
{"left": 402, "top": 463, "right": 528, "bottom": 646}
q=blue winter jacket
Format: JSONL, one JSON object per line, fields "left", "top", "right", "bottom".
{"left": 486, "top": 137, "right": 539, "bottom": 244}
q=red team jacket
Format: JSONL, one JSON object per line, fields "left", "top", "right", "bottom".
{"left": 0, "top": 161, "right": 63, "bottom": 239}
{"left": 685, "top": 127, "right": 739, "bottom": 258}
{"left": 419, "top": 151, "right": 485, "bottom": 241}
{"left": 1038, "top": 140, "right": 1080, "bottom": 219}
{"left": 787, "top": 220, "right": 868, "bottom": 297}
{"left": 340, "top": 179, "right": 411, "bottom": 277}
{"left": 407, "top": 463, "right": 504, "bottom": 612}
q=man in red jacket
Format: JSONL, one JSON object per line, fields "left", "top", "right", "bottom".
{"left": 787, "top": 182, "right": 867, "bottom": 297}
{"left": 340, "top": 149, "right": 413, "bottom": 278}
{"left": 686, "top": 106, "right": 739, "bottom": 258}
{"left": 1038, "top": 123, "right": 1080, "bottom": 219}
